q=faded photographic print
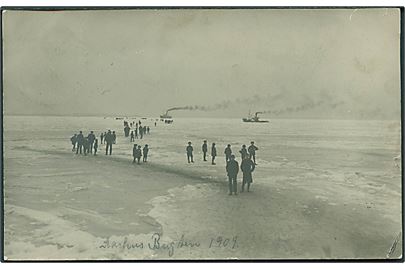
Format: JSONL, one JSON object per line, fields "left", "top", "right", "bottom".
{"left": 2, "top": 7, "right": 403, "bottom": 261}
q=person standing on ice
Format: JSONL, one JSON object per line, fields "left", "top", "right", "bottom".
{"left": 134, "top": 127, "right": 138, "bottom": 139}
{"left": 130, "top": 131, "right": 134, "bottom": 142}
{"left": 70, "top": 134, "right": 77, "bottom": 152}
{"left": 241, "top": 155, "right": 255, "bottom": 192}
{"left": 186, "top": 142, "right": 194, "bottom": 163}
{"left": 224, "top": 144, "right": 232, "bottom": 162}
{"left": 76, "top": 131, "right": 84, "bottom": 155}
{"left": 239, "top": 144, "right": 248, "bottom": 160}
{"left": 135, "top": 145, "right": 142, "bottom": 164}
{"left": 100, "top": 132, "right": 104, "bottom": 144}
{"left": 112, "top": 131, "right": 117, "bottom": 144}
{"left": 202, "top": 140, "right": 208, "bottom": 161}
{"left": 211, "top": 143, "right": 217, "bottom": 165}
{"left": 83, "top": 137, "right": 90, "bottom": 156}
{"left": 147, "top": 126, "right": 150, "bottom": 134}
{"left": 105, "top": 130, "right": 113, "bottom": 155}
{"left": 143, "top": 144, "right": 149, "bottom": 162}
{"left": 132, "top": 144, "right": 138, "bottom": 163}
{"left": 139, "top": 125, "right": 143, "bottom": 139}
{"left": 248, "top": 141, "right": 259, "bottom": 165}
{"left": 87, "top": 131, "right": 96, "bottom": 154}
{"left": 93, "top": 139, "right": 98, "bottom": 156}
{"left": 226, "top": 155, "right": 239, "bottom": 195}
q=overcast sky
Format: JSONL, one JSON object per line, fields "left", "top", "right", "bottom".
{"left": 3, "top": 8, "right": 401, "bottom": 119}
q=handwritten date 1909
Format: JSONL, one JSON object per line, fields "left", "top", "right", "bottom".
{"left": 209, "top": 236, "right": 238, "bottom": 249}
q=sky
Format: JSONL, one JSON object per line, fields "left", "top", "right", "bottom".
{"left": 2, "top": 8, "right": 401, "bottom": 119}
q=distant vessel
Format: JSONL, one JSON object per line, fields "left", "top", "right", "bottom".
{"left": 242, "top": 111, "right": 269, "bottom": 123}
{"left": 160, "top": 110, "right": 172, "bottom": 119}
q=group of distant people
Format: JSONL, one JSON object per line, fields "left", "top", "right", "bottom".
{"left": 71, "top": 131, "right": 98, "bottom": 156}
{"left": 100, "top": 130, "right": 117, "bottom": 155}
{"left": 187, "top": 141, "right": 259, "bottom": 195}
{"left": 126, "top": 121, "right": 151, "bottom": 141}
{"left": 132, "top": 143, "right": 150, "bottom": 164}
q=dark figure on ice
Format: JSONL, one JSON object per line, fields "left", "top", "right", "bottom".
{"left": 124, "top": 125, "right": 130, "bottom": 137}
{"left": 202, "top": 140, "right": 208, "bottom": 161}
{"left": 143, "top": 126, "right": 147, "bottom": 135}
{"left": 132, "top": 144, "right": 138, "bottom": 163}
{"left": 147, "top": 126, "right": 150, "bottom": 134}
{"left": 87, "top": 131, "right": 96, "bottom": 153}
{"left": 94, "top": 139, "right": 98, "bottom": 156}
{"left": 134, "top": 128, "right": 138, "bottom": 139}
{"left": 224, "top": 144, "right": 232, "bottom": 162}
{"left": 112, "top": 131, "right": 117, "bottom": 144}
{"left": 248, "top": 141, "right": 259, "bottom": 165}
{"left": 143, "top": 144, "right": 149, "bottom": 162}
{"left": 226, "top": 155, "right": 239, "bottom": 195}
{"left": 130, "top": 131, "right": 134, "bottom": 142}
{"left": 71, "top": 134, "right": 77, "bottom": 151}
{"left": 100, "top": 133, "right": 104, "bottom": 144}
{"left": 154, "top": 121, "right": 157, "bottom": 127}
{"left": 211, "top": 143, "right": 217, "bottom": 165}
{"left": 105, "top": 130, "right": 113, "bottom": 155}
{"left": 239, "top": 144, "right": 248, "bottom": 160}
{"left": 241, "top": 156, "right": 255, "bottom": 192}
{"left": 186, "top": 142, "right": 194, "bottom": 163}
{"left": 135, "top": 145, "right": 142, "bottom": 164}
{"left": 83, "top": 138, "right": 90, "bottom": 156}
{"left": 139, "top": 126, "right": 143, "bottom": 139}
{"left": 76, "top": 131, "right": 84, "bottom": 154}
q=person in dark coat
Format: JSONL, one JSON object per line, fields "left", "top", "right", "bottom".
{"left": 226, "top": 155, "right": 239, "bottom": 195}
{"left": 186, "top": 142, "right": 194, "bottom": 163}
{"left": 130, "top": 131, "right": 134, "bottom": 142}
{"left": 83, "top": 137, "right": 90, "bottom": 156}
{"left": 202, "top": 140, "right": 208, "bottom": 161}
{"left": 239, "top": 144, "right": 248, "bottom": 160}
{"left": 147, "top": 126, "right": 150, "bottom": 134}
{"left": 224, "top": 144, "right": 232, "bottom": 162}
{"left": 211, "top": 143, "right": 217, "bottom": 165}
{"left": 143, "top": 144, "right": 149, "bottom": 162}
{"left": 124, "top": 125, "right": 130, "bottom": 137}
{"left": 132, "top": 144, "right": 138, "bottom": 163}
{"left": 248, "top": 141, "right": 259, "bottom": 165}
{"left": 93, "top": 139, "right": 98, "bottom": 156}
{"left": 135, "top": 145, "right": 142, "bottom": 164}
{"left": 105, "top": 130, "right": 113, "bottom": 155}
{"left": 87, "top": 131, "right": 96, "bottom": 153}
{"left": 76, "top": 131, "right": 84, "bottom": 154}
{"left": 139, "top": 126, "right": 143, "bottom": 139}
{"left": 71, "top": 134, "right": 77, "bottom": 152}
{"left": 134, "top": 128, "right": 138, "bottom": 139}
{"left": 112, "top": 131, "right": 117, "bottom": 144}
{"left": 241, "top": 156, "right": 255, "bottom": 192}
{"left": 100, "top": 133, "right": 104, "bottom": 144}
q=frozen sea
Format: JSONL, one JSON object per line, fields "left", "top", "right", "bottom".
{"left": 3, "top": 116, "right": 402, "bottom": 260}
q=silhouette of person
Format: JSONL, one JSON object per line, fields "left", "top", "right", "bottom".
{"left": 132, "top": 144, "right": 138, "bottom": 163}
{"left": 112, "top": 131, "right": 116, "bottom": 144}
{"left": 71, "top": 134, "right": 77, "bottom": 152}
{"left": 224, "top": 144, "right": 232, "bottom": 162}
{"left": 134, "top": 128, "right": 138, "bottom": 139}
{"left": 202, "top": 140, "right": 208, "bottom": 161}
{"left": 241, "top": 155, "right": 255, "bottom": 192}
{"left": 147, "top": 126, "right": 150, "bottom": 134}
{"left": 136, "top": 145, "right": 142, "bottom": 164}
{"left": 143, "top": 126, "right": 147, "bottom": 135}
{"left": 130, "top": 131, "right": 134, "bottom": 142}
{"left": 239, "top": 145, "right": 248, "bottom": 160}
{"left": 83, "top": 137, "right": 90, "bottom": 156}
{"left": 94, "top": 139, "right": 98, "bottom": 156}
{"left": 226, "top": 155, "right": 239, "bottom": 195}
{"left": 143, "top": 144, "right": 149, "bottom": 162}
{"left": 87, "top": 131, "right": 96, "bottom": 154}
{"left": 76, "top": 131, "right": 84, "bottom": 154}
{"left": 105, "top": 130, "right": 113, "bottom": 155}
{"left": 154, "top": 122, "right": 157, "bottom": 127}
{"left": 139, "top": 126, "right": 143, "bottom": 139}
{"left": 186, "top": 142, "right": 194, "bottom": 163}
{"left": 248, "top": 141, "right": 259, "bottom": 165}
{"left": 211, "top": 143, "right": 217, "bottom": 165}
{"left": 100, "top": 133, "right": 104, "bottom": 144}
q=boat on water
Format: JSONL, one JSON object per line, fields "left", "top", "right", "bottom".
{"left": 242, "top": 111, "right": 269, "bottom": 123}
{"left": 160, "top": 110, "right": 172, "bottom": 119}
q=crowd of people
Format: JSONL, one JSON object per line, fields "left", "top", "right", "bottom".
{"left": 70, "top": 120, "right": 260, "bottom": 196}
{"left": 186, "top": 141, "right": 259, "bottom": 195}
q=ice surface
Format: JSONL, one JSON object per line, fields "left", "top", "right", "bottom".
{"left": 3, "top": 116, "right": 402, "bottom": 259}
